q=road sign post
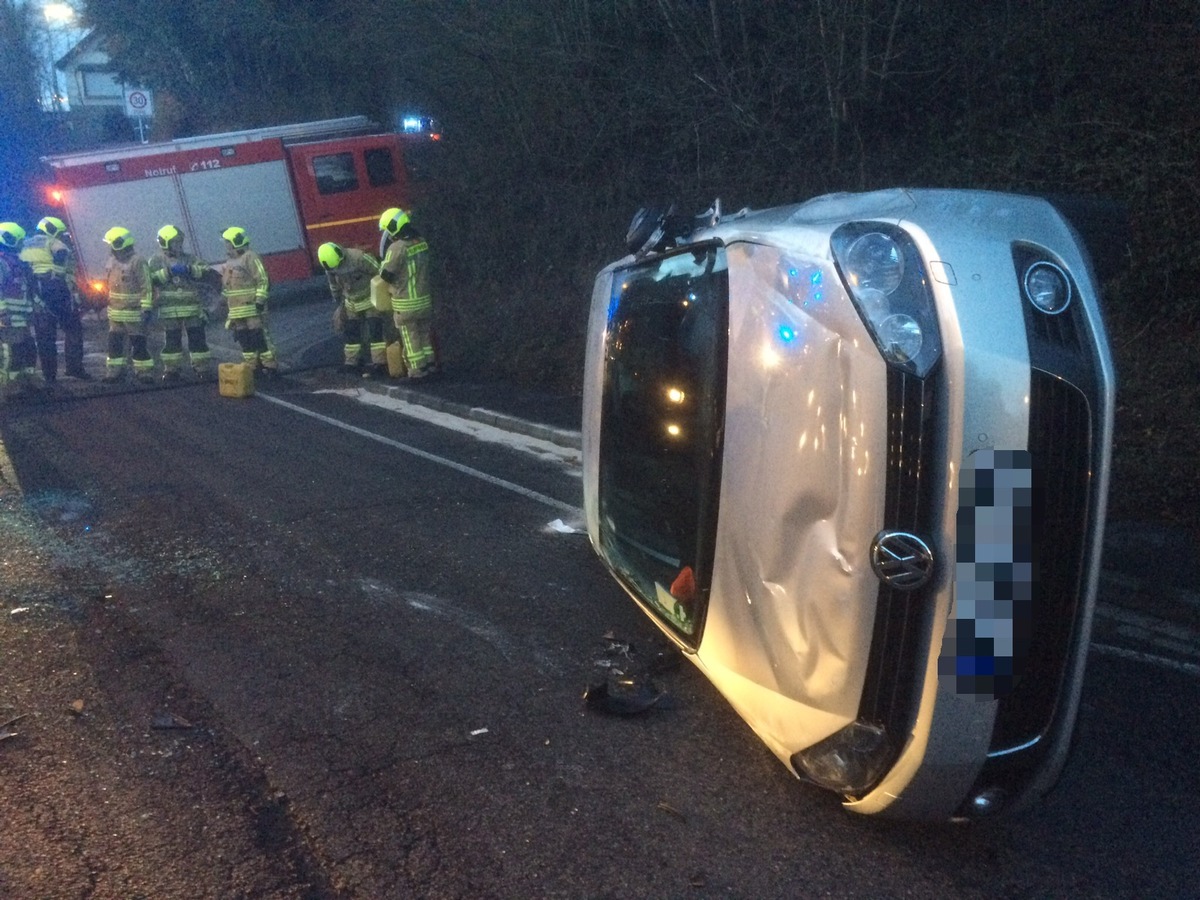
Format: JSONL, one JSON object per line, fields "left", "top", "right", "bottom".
{"left": 122, "top": 86, "right": 154, "bottom": 143}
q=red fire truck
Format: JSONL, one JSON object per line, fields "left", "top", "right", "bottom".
{"left": 41, "top": 116, "right": 436, "bottom": 297}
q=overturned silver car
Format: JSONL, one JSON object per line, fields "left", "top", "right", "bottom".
{"left": 582, "top": 189, "right": 1115, "bottom": 820}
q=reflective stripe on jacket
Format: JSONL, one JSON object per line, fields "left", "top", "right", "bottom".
{"left": 0, "top": 253, "right": 33, "bottom": 328}
{"left": 327, "top": 248, "right": 380, "bottom": 315}
{"left": 382, "top": 238, "right": 432, "bottom": 316}
{"left": 221, "top": 249, "right": 269, "bottom": 319}
{"left": 104, "top": 254, "right": 152, "bottom": 324}
{"left": 20, "top": 234, "right": 74, "bottom": 304}
{"left": 19, "top": 234, "right": 72, "bottom": 278}
{"left": 150, "top": 251, "right": 210, "bottom": 319}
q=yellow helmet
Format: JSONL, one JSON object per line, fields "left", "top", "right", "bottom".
{"left": 37, "top": 216, "right": 67, "bottom": 237}
{"left": 379, "top": 207, "right": 410, "bottom": 237}
{"left": 0, "top": 222, "right": 25, "bottom": 249}
{"left": 157, "top": 224, "right": 183, "bottom": 250}
{"left": 103, "top": 226, "right": 134, "bottom": 251}
{"left": 222, "top": 226, "right": 249, "bottom": 249}
{"left": 317, "top": 242, "right": 345, "bottom": 270}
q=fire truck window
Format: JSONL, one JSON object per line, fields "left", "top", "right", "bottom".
{"left": 312, "top": 153, "right": 359, "bottom": 195}
{"left": 364, "top": 148, "right": 397, "bottom": 187}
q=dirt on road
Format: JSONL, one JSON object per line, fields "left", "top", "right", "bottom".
{"left": 0, "top": 495, "right": 328, "bottom": 900}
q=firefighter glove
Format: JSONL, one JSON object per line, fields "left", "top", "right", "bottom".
{"left": 169, "top": 262, "right": 190, "bottom": 277}
{"left": 140, "top": 309, "right": 155, "bottom": 325}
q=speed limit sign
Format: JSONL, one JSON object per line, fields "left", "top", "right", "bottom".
{"left": 122, "top": 86, "right": 155, "bottom": 118}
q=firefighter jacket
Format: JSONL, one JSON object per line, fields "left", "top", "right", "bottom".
{"left": 104, "top": 252, "right": 153, "bottom": 324}
{"left": 326, "top": 248, "right": 380, "bottom": 315}
{"left": 0, "top": 251, "right": 34, "bottom": 329}
{"left": 380, "top": 236, "right": 432, "bottom": 318}
{"left": 19, "top": 234, "right": 75, "bottom": 304}
{"left": 221, "top": 249, "right": 269, "bottom": 320}
{"left": 149, "top": 251, "right": 210, "bottom": 320}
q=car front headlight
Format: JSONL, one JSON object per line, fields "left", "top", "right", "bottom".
{"left": 832, "top": 224, "right": 942, "bottom": 378}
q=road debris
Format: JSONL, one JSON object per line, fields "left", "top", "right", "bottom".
{"left": 656, "top": 800, "right": 687, "bottom": 823}
{"left": 584, "top": 631, "right": 682, "bottom": 715}
{"left": 1, "top": 714, "right": 28, "bottom": 742}
{"left": 151, "top": 712, "right": 194, "bottom": 730}
{"left": 583, "top": 675, "right": 667, "bottom": 715}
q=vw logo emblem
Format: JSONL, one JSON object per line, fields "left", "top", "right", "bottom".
{"left": 871, "top": 531, "right": 935, "bottom": 591}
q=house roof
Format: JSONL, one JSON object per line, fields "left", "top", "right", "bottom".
{"left": 55, "top": 28, "right": 107, "bottom": 70}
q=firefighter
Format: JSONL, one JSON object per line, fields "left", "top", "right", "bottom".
{"left": 318, "top": 241, "right": 387, "bottom": 377}
{"left": 378, "top": 208, "right": 437, "bottom": 378}
{"left": 0, "top": 222, "right": 39, "bottom": 397}
{"left": 149, "top": 225, "right": 214, "bottom": 381}
{"left": 101, "top": 226, "right": 155, "bottom": 383}
{"left": 20, "top": 216, "right": 90, "bottom": 382}
{"left": 218, "top": 226, "right": 277, "bottom": 376}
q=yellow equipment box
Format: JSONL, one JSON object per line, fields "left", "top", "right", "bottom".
{"left": 218, "top": 362, "right": 255, "bottom": 398}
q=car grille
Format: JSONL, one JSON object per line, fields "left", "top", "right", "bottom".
{"left": 987, "top": 371, "right": 1092, "bottom": 751}
{"left": 857, "top": 367, "right": 941, "bottom": 750}
{"left": 960, "top": 248, "right": 1107, "bottom": 812}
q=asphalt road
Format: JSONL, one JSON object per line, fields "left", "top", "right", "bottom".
{"left": 1, "top": 297, "right": 1198, "bottom": 898}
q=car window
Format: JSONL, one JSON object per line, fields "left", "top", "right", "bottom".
{"left": 597, "top": 244, "right": 729, "bottom": 645}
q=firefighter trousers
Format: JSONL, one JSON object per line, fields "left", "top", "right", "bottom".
{"left": 160, "top": 314, "right": 211, "bottom": 376}
{"left": 1, "top": 325, "right": 38, "bottom": 392}
{"left": 343, "top": 310, "right": 386, "bottom": 368}
{"left": 33, "top": 297, "right": 85, "bottom": 380}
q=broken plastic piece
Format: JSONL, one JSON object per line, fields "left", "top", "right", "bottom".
{"left": 584, "top": 674, "right": 667, "bottom": 715}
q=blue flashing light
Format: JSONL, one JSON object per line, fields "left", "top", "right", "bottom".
{"left": 779, "top": 325, "right": 796, "bottom": 343}
{"left": 401, "top": 115, "right": 433, "bottom": 133}
{"left": 810, "top": 270, "right": 823, "bottom": 286}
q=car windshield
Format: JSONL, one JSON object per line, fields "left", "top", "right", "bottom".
{"left": 597, "top": 243, "right": 729, "bottom": 644}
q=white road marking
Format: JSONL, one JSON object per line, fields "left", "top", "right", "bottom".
{"left": 317, "top": 387, "right": 581, "bottom": 469}
{"left": 401, "top": 589, "right": 565, "bottom": 675}
{"left": 1090, "top": 642, "right": 1200, "bottom": 678}
{"left": 259, "top": 393, "right": 581, "bottom": 516}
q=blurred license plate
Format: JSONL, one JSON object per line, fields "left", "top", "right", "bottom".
{"left": 946, "top": 449, "right": 1033, "bottom": 699}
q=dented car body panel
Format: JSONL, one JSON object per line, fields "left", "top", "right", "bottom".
{"left": 582, "top": 188, "right": 1115, "bottom": 820}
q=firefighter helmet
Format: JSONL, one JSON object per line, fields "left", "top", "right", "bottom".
{"left": 222, "top": 226, "right": 249, "bottom": 249}
{"left": 379, "top": 207, "right": 410, "bottom": 237}
{"left": 37, "top": 216, "right": 68, "bottom": 237}
{"left": 0, "top": 222, "right": 25, "bottom": 250}
{"left": 103, "top": 226, "right": 134, "bottom": 251}
{"left": 317, "top": 242, "right": 345, "bottom": 270}
{"left": 157, "top": 224, "right": 183, "bottom": 250}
